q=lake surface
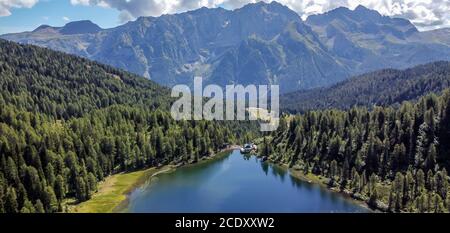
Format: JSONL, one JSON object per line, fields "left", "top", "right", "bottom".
{"left": 126, "top": 150, "right": 369, "bottom": 213}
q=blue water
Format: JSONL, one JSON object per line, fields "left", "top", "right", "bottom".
{"left": 126, "top": 150, "right": 369, "bottom": 213}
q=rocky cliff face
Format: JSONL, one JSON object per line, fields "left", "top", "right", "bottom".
{"left": 2, "top": 2, "right": 449, "bottom": 93}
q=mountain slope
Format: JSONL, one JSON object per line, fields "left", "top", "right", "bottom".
{"left": 0, "top": 39, "right": 257, "bottom": 213}
{"left": 2, "top": 2, "right": 450, "bottom": 93}
{"left": 281, "top": 61, "right": 450, "bottom": 113}
{"left": 0, "top": 2, "right": 351, "bottom": 93}
{"left": 416, "top": 28, "right": 450, "bottom": 47}
{"left": 0, "top": 39, "right": 171, "bottom": 119}
{"left": 305, "top": 5, "right": 450, "bottom": 75}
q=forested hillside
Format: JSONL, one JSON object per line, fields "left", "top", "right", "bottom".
{"left": 263, "top": 90, "right": 450, "bottom": 212}
{"left": 281, "top": 61, "right": 450, "bottom": 113}
{"left": 0, "top": 39, "right": 171, "bottom": 118}
{"left": 0, "top": 40, "right": 256, "bottom": 213}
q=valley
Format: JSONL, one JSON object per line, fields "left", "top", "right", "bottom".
{"left": 0, "top": 1, "right": 450, "bottom": 214}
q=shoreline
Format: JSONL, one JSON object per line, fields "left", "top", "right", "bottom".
{"left": 287, "top": 165, "right": 374, "bottom": 212}
{"left": 69, "top": 165, "right": 173, "bottom": 213}
{"left": 71, "top": 147, "right": 377, "bottom": 213}
{"left": 262, "top": 158, "right": 382, "bottom": 212}
{"left": 112, "top": 166, "right": 175, "bottom": 213}
{"left": 70, "top": 147, "right": 236, "bottom": 213}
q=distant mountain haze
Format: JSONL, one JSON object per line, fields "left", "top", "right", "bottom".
{"left": 306, "top": 5, "right": 450, "bottom": 75}
{"left": 2, "top": 2, "right": 450, "bottom": 93}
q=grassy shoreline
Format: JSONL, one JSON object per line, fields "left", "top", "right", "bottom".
{"left": 70, "top": 165, "right": 173, "bottom": 213}
{"left": 70, "top": 148, "right": 235, "bottom": 213}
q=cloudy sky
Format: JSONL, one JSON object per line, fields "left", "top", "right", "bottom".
{"left": 0, "top": 0, "right": 449, "bottom": 34}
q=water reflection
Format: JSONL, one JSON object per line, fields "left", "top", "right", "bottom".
{"left": 260, "top": 161, "right": 269, "bottom": 175}
{"left": 126, "top": 150, "right": 369, "bottom": 213}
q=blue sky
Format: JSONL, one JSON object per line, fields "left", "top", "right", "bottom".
{"left": 0, "top": 0, "right": 120, "bottom": 34}
{"left": 0, "top": 0, "right": 449, "bottom": 34}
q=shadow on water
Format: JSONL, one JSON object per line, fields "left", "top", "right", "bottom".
{"left": 288, "top": 173, "right": 312, "bottom": 191}
{"left": 260, "top": 161, "right": 269, "bottom": 175}
{"left": 258, "top": 160, "right": 315, "bottom": 191}
{"left": 268, "top": 164, "right": 286, "bottom": 183}
{"left": 256, "top": 156, "right": 366, "bottom": 212}
{"left": 256, "top": 157, "right": 287, "bottom": 182}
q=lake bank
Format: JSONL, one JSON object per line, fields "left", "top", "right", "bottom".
{"left": 262, "top": 158, "right": 382, "bottom": 212}
{"left": 70, "top": 166, "right": 173, "bottom": 213}
{"left": 70, "top": 148, "right": 236, "bottom": 213}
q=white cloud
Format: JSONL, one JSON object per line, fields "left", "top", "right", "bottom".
{"left": 69, "top": 0, "right": 450, "bottom": 30}
{"left": 62, "top": 16, "right": 70, "bottom": 21}
{"left": 0, "top": 0, "right": 447, "bottom": 30}
{"left": 0, "top": 0, "right": 39, "bottom": 16}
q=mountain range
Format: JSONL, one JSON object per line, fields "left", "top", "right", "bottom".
{"left": 2, "top": 1, "right": 450, "bottom": 93}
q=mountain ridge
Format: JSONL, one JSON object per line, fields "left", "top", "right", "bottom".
{"left": 30, "top": 20, "right": 103, "bottom": 35}
{"left": 2, "top": 2, "right": 449, "bottom": 92}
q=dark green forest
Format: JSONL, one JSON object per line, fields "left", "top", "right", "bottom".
{"left": 2, "top": 38, "right": 450, "bottom": 213}
{"left": 0, "top": 40, "right": 256, "bottom": 213}
{"left": 281, "top": 61, "right": 450, "bottom": 113}
{"left": 262, "top": 90, "right": 450, "bottom": 212}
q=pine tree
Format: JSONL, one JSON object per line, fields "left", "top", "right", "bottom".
{"left": 75, "top": 177, "right": 87, "bottom": 202}
{"left": 432, "top": 193, "right": 444, "bottom": 213}
{"left": 393, "top": 172, "right": 404, "bottom": 211}
{"left": 20, "top": 199, "right": 36, "bottom": 213}
{"left": 54, "top": 175, "right": 65, "bottom": 201}
{"left": 416, "top": 169, "right": 426, "bottom": 195}
{"left": 446, "top": 191, "right": 450, "bottom": 212}
{"left": 35, "top": 199, "right": 45, "bottom": 213}
{"left": 5, "top": 187, "right": 18, "bottom": 213}
{"left": 351, "top": 171, "right": 361, "bottom": 193}
{"left": 42, "top": 185, "right": 58, "bottom": 212}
